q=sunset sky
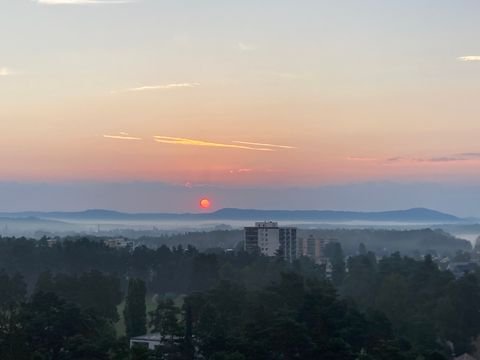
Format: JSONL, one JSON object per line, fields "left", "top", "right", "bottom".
{"left": 2, "top": 1, "right": 480, "bottom": 213}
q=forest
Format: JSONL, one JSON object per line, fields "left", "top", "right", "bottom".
{"left": 0, "top": 236, "right": 479, "bottom": 359}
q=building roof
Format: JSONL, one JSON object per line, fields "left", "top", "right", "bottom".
{"left": 455, "top": 354, "right": 476, "bottom": 360}
{"left": 130, "top": 333, "right": 182, "bottom": 342}
{"left": 131, "top": 333, "right": 162, "bottom": 342}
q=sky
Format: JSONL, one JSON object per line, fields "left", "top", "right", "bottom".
{"left": 1, "top": 0, "right": 480, "bottom": 213}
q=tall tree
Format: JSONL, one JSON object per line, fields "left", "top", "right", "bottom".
{"left": 149, "top": 298, "right": 181, "bottom": 338}
{"left": 183, "top": 301, "right": 195, "bottom": 360}
{"left": 325, "top": 242, "right": 346, "bottom": 286}
{"left": 358, "top": 243, "right": 367, "bottom": 256}
{"left": 0, "top": 271, "right": 27, "bottom": 360}
{"left": 124, "top": 278, "right": 147, "bottom": 338}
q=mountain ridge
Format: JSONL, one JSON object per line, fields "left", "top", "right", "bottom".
{"left": 0, "top": 207, "right": 464, "bottom": 223}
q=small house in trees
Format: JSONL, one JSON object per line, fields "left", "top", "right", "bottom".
{"left": 130, "top": 333, "right": 182, "bottom": 350}
{"left": 130, "top": 333, "right": 163, "bottom": 350}
{"left": 455, "top": 353, "right": 477, "bottom": 360}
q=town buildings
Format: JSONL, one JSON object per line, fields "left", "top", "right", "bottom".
{"left": 297, "top": 234, "right": 329, "bottom": 264}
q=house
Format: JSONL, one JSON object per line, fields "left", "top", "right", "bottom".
{"left": 455, "top": 354, "right": 477, "bottom": 360}
{"left": 130, "top": 333, "right": 182, "bottom": 350}
{"left": 130, "top": 333, "right": 163, "bottom": 350}
{"left": 47, "top": 239, "right": 58, "bottom": 248}
{"left": 104, "top": 238, "right": 133, "bottom": 249}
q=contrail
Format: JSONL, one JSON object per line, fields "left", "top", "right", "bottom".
{"left": 104, "top": 134, "right": 142, "bottom": 141}
{"left": 232, "top": 140, "right": 296, "bottom": 149}
{"left": 153, "top": 136, "right": 274, "bottom": 152}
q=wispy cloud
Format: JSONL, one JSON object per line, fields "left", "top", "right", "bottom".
{"left": 229, "top": 168, "right": 254, "bottom": 174}
{"left": 154, "top": 136, "right": 274, "bottom": 152}
{"left": 117, "top": 83, "right": 200, "bottom": 93}
{"left": 427, "top": 157, "right": 464, "bottom": 163}
{"left": 104, "top": 133, "right": 142, "bottom": 141}
{"left": 349, "top": 152, "right": 480, "bottom": 164}
{"left": 457, "top": 56, "right": 480, "bottom": 62}
{"left": 36, "top": 0, "right": 135, "bottom": 5}
{"left": 347, "top": 156, "right": 378, "bottom": 162}
{"left": 386, "top": 153, "right": 480, "bottom": 164}
{"left": 385, "top": 156, "right": 453, "bottom": 163}
{"left": 232, "top": 141, "right": 296, "bottom": 149}
{"left": 238, "top": 42, "right": 256, "bottom": 52}
{"left": 457, "top": 152, "right": 480, "bottom": 158}
{"left": 0, "top": 67, "right": 15, "bottom": 77}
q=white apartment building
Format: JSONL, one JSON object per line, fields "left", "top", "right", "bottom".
{"left": 244, "top": 221, "right": 298, "bottom": 262}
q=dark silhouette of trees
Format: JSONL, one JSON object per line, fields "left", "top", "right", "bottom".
{"left": 325, "top": 242, "right": 346, "bottom": 286}
{"left": 124, "top": 278, "right": 147, "bottom": 338}
{"left": 34, "top": 270, "right": 123, "bottom": 322}
{"left": 0, "top": 236, "right": 479, "bottom": 359}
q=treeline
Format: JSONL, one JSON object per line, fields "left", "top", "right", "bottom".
{"left": 308, "top": 228, "right": 471, "bottom": 256}
{"left": 138, "top": 228, "right": 470, "bottom": 256}
{"left": 0, "top": 237, "right": 320, "bottom": 294}
{"left": 138, "top": 230, "right": 243, "bottom": 251}
{"left": 31, "top": 226, "right": 470, "bottom": 256}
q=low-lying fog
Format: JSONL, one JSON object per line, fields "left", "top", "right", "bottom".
{"left": 1, "top": 217, "right": 479, "bottom": 246}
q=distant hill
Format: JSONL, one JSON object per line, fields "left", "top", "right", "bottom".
{"left": 0, "top": 207, "right": 463, "bottom": 223}
{"left": 0, "top": 216, "right": 68, "bottom": 225}
{"left": 0, "top": 216, "right": 76, "bottom": 235}
{"left": 206, "top": 208, "right": 461, "bottom": 222}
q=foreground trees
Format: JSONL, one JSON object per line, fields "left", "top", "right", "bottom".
{"left": 0, "top": 272, "right": 117, "bottom": 360}
{"left": 1, "top": 237, "right": 480, "bottom": 359}
{"left": 184, "top": 274, "right": 412, "bottom": 360}
{"left": 341, "top": 252, "right": 480, "bottom": 356}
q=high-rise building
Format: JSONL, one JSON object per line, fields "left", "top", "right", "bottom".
{"left": 297, "top": 234, "right": 329, "bottom": 264}
{"left": 244, "top": 221, "right": 298, "bottom": 262}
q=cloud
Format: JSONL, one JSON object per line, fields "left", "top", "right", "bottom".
{"left": 457, "top": 56, "right": 480, "bottom": 62}
{"left": 229, "top": 168, "right": 254, "bottom": 174}
{"left": 275, "top": 72, "right": 302, "bottom": 80}
{"left": 0, "top": 68, "right": 15, "bottom": 77}
{"left": 232, "top": 141, "right": 296, "bottom": 149}
{"left": 238, "top": 42, "right": 256, "bottom": 52}
{"left": 385, "top": 153, "right": 480, "bottom": 164}
{"left": 118, "top": 83, "right": 200, "bottom": 93}
{"left": 385, "top": 156, "right": 456, "bottom": 163}
{"left": 104, "top": 134, "right": 142, "bottom": 141}
{"left": 347, "top": 157, "right": 378, "bottom": 162}
{"left": 35, "top": 0, "right": 134, "bottom": 4}
{"left": 154, "top": 136, "right": 274, "bottom": 152}
{"left": 426, "top": 157, "right": 464, "bottom": 163}
{"left": 457, "top": 153, "right": 480, "bottom": 158}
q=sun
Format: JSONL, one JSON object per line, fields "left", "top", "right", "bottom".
{"left": 200, "top": 198, "right": 211, "bottom": 209}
